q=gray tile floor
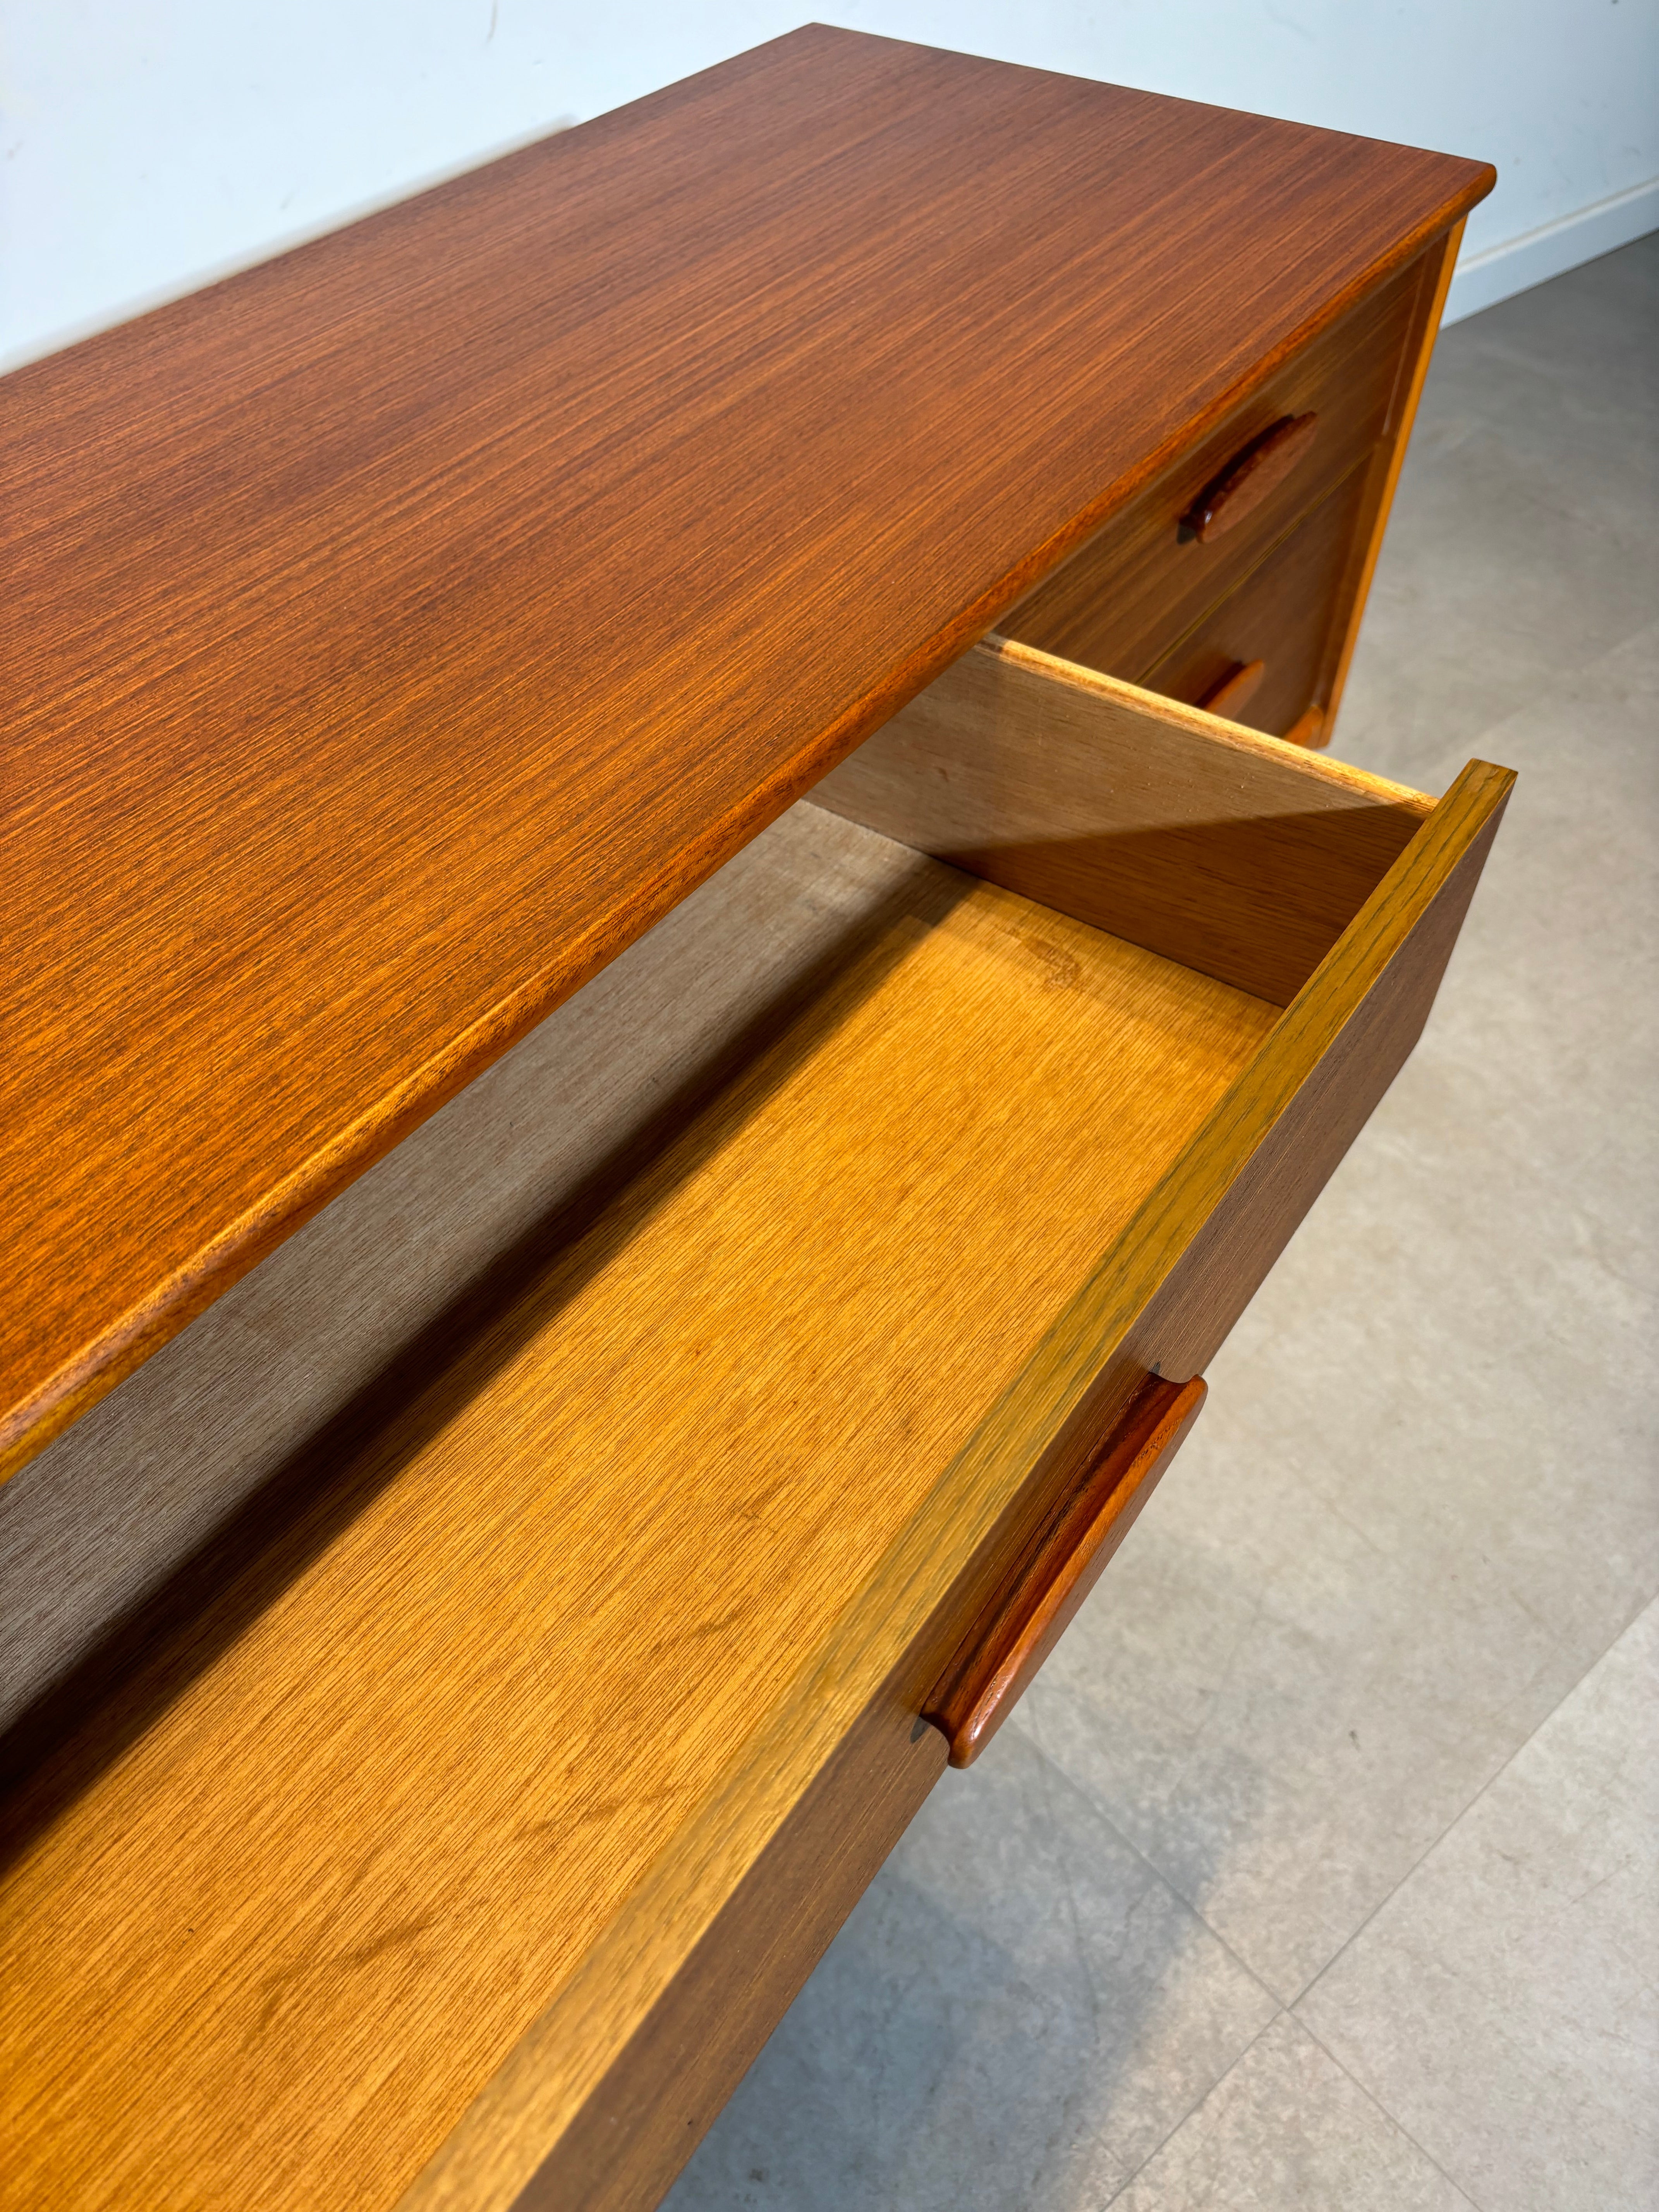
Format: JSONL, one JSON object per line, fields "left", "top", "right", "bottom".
{"left": 667, "top": 235, "right": 1659, "bottom": 2212}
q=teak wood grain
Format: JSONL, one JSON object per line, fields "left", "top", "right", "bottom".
{"left": 1, "top": 24, "right": 1493, "bottom": 1481}
{"left": 1140, "top": 458, "right": 1376, "bottom": 736}
{"left": 404, "top": 749, "right": 1513, "bottom": 2212}
{"left": 1198, "top": 658, "right": 1269, "bottom": 718}
{"left": 997, "top": 250, "right": 1423, "bottom": 685}
{"left": 1, "top": 875, "right": 1281, "bottom": 2212}
{"left": 0, "top": 804, "right": 939, "bottom": 1741}
{"left": 1, "top": 660, "right": 1513, "bottom": 2212}
{"left": 1183, "top": 414, "right": 1322, "bottom": 542}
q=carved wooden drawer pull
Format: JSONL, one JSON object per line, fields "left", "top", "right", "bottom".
{"left": 927, "top": 1374, "right": 1207, "bottom": 1767}
{"left": 1199, "top": 658, "right": 1267, "bottom": 719}
{"left": 1182, "top": 411, "right": 1321, "bottom": 543}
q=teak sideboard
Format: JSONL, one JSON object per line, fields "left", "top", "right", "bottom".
{"left": 0, "top": 27, "right": 1509, "bottom": 2212}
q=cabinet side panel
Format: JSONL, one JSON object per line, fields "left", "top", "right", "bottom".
{"left": 1319, "top": 220, "right": 1465, "bottom": 738}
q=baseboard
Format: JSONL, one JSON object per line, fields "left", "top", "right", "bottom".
{"left": 1444, "top": 176, "right": 1659, "bottom": 324}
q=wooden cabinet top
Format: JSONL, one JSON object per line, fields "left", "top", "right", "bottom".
{"left": 0, "top": 24, "right": 1491, "bottom": 1480}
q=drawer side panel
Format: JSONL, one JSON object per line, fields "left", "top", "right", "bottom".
{"left": 411, "top": 1703, "right": 947, "bottom": 2212}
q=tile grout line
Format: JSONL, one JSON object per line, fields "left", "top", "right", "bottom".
{"left": 1285, "top": 1585, "right": 1659, "bottom": 2016}
{"left": 1293, "top": 2017, "right": 1490, "bottom": 2211}
{"left": 1096, "top": 2009, "right": 1288, "bottom": 2211}
{"left": 1013, "top": 1715, "right": 1288, "bottom": 2204}
{"left": 1017, "top": 1704, "right": 1286, "bottom": 2007}
{"left": 1031, "top": 1723, "right": 1109, "bottom": 2057}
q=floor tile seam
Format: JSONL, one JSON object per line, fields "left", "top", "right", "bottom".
{"left": 1285, "top": 1586, "right": 1659, "bottom": 2015}
{"left": 1030, "top": 1674, "right": 1479, "bottom": 2016}
{"left": 1289, "top": 2013, "right": 1489, "bottom": 2211}
{"left": 1094, "top": 2007, "right": 1288, "bottom": 2210}
{"left": 1030, "top": 1727, "right": 1108, "bottom": 2049}
{"left": 1032, "top": 1686, "right": 1415, "bottom": 2014}
{"left": 1016, "top": 1712, "right": 1284, "bottom": 2009}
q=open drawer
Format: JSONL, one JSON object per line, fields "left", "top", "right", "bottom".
{"left": 0, "top": 641, "right": 1511, "bottom": 2212}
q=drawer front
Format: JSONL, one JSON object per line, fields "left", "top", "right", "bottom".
{"left": 1000, "top": 255, "right": 1423, "bottom": 682}
{"left": 918, "top": 745, "right": 1512, "bottom": 1769}
{"left": 813, "top": 638, "right": 1513, "bottom": 1881}
{"left": 405, "top": 658, "right": 1518, "bottom": 2212}
{"left": 1138, "top": 460, "right": 1374, "bottom": 738}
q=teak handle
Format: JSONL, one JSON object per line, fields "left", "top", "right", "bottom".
{"left": 1285, "top": 703, "right": 1328, "bottom": 749}
{"left": 1182, "top": 411, "right": 1320, "bottom": 543}
{"left": 926, "top": 1374, "right": 1207, "bottom": 1767}
{"left": 1199, "top": 658, "right": 1267, "bottom": 720}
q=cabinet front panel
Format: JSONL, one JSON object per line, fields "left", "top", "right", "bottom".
{"left": 1000, "top": 254, "right": 1423, "bottom": 684}
{"left": 1139, "top": 461, "right": 1375, "bottom": 737}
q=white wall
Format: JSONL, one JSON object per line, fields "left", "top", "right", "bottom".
{"left": 4, "top": 1, "right": 1657, "bottom": 372}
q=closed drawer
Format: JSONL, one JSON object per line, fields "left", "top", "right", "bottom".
{"left": 1000, "top": 254, "right": 1424, "bottom": 682}
{"left": 3, "top": 640, "right": 1511, "bottom": 2212}
{"left": 1139, "top": 458, "right": 1375, "bottom": 738}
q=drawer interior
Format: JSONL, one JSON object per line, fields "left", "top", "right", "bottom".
{"left": 1, "top": 835, "right": 1275, "bottom": 2212}
{"left": 813, "top": 632, "right": 1434, "bottom": 1006}
{"left": 0, "top": 645, "right": 1508, "bottom": 2212}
